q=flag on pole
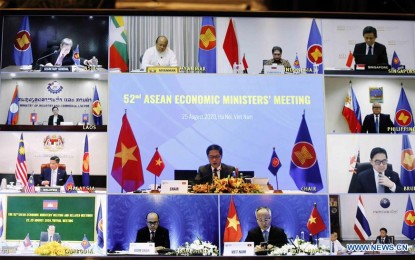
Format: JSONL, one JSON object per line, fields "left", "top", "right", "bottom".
{"left": 24, "top": 172, "right": 35, "bottom": 193}
{"left": 13, "top": 16, "right": 33, "bottom": 66}
{"left": 268, "top": 147, "right": 282, "bottom": 176}
{"left": 111, "top": 113, "right": 144, "bottom": 192}
{"left": 146, "top": 148, "right": 165, "bottom": 177}
{"left": 92, "top": 86, "right": 103, "bottom": 125}
{"left": 81, "top": 234, "right": 91, "bottom": 249}
{"left": 96, "top": 201, "right": 104, "bottom": 248}
{"left": 223, "top": 18, "right": 239, "bottom": 68}
{"left": 342, "top": 84, "right": 362, "bottom": 133}
{"left": 109, "top": 16, "right": 129, "bottom": 72}
{"left": 64, "top": 173, "right": 77, "bottom": 193}
{"left": 289, "top": 113, "right": 323, "bottom": 193}
{"left": 391, "top": 51, "right": 401, "bottom": 70}
{"left": 354, "top": 195, "right": 371, "bottom": 241}
{"left": 15, "top": 133, "right": 28, "bottom": 187}
{"left": 402, "top": 195, "right": 415, "bottom": 239}
{"left": 346, "top": 51, "right": 354, "bottom": 68}
{"left": 223, "top": 197, "right": 242, "bottom": 242}
{"left": 401, "top": 135, "right": 415, "bottom": 191}
{"left": 293, "top": 53, "right": 301, "bottom": 69}
{"left": 0, "top": 199, "right": 3, "bottom": 238}
{"left": 82, "top": 135, "right": 90, "bottom": 186}
{"left": 23, "top": 233, "right": 32, "bottom": 247}
{"left": 306, "top": 203, "right": 326, "bottom": 235}
{"left": 394, "top": 86, "right": 414, "bottom": 133}
{"left": 306, "top": 19, "right": 323, "bottom": 74}
{"left": 7, "top": 85, "right": 19, "bottom": 125}
{"left": 198, "top": 16, "right": 216, "bottom": 73}
{"left": 242, "top": 53, "right": 248, "bottom": 74}
{"left": 72, "top": 44, "right": 80, "bottom": 65}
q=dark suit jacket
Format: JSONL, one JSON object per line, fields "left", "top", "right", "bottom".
{"left": 48, "top": 115, "right": 64, "bottom": 126}
{"left": 375, "top": 235, "right": 392, "bottom": 244}
{"left": 135, "top": 226, "right": 170, "bottom": 248}
{"left": 361, "top": 114, "right": 394, "bottom": 133}
{"left": 194, "top": 163, "right": 236, "bottom": 184}
{"left": 355, "top": 168, "right": 403, "bottom": 193}
{"left": 39, "top": 168, "right": 67, "bottom": 186}
{"left": 38, "top": 49, "right": 86, "bottom": 66}
{"left": 353, "top": 42, "right": 388, "bottom": 65}
{"left": 40, "top": 232, "right": 61, "bottom": 244}
{"left": 245, "top": 226, "right": 288, "bottom": 247}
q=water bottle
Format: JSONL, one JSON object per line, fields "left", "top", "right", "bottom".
{"left": 313, "top": 62, "right": 318, "bottom": 74}
{"left": 232, "top": 62, "right": 238, "bottom": 74}
{"left": 91, "top": 56, "right": 98, "bottom": 70}
{"left": 238, "top": 62, "right": 244, "bottom": 74}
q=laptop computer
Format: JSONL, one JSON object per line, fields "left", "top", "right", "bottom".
{"left": 354, "top": 54, "right": 378, "bottom": 65}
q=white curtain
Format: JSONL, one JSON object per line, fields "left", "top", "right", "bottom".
{"left": 125, "top": 16, "right": 203, "bottom": 70}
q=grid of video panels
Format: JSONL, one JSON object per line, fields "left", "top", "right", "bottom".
{"left": 0, "top": 13, "right": 415, "bottom": 257}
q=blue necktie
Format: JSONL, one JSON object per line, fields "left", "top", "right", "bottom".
{"left": 262, "top": 230, "right": 268, "bottom": 242}
{"left": 368, "top": 46, "right": 373, "bottom": 55}
{"left": 375, "top": 115, "right": 379, "bottom": 133}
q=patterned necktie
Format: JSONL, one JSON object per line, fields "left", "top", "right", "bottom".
{"left": 262, "top": 230, "right": 268, "bottom": 242}
{"left": 213, "top": 168, "right": 218, "bottom": 178}
{"left": 368, "top": 45, "right": 373, "bottom": 55}
{"left": 377, "top": 173, "right": 385, "bottom": 193}
{"left": 375, "top": 115, "right": 379, "bottom": 133}
{"left": 150, "top": 231, "right": 155, "bottom": 242}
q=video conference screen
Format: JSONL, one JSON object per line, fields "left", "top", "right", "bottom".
{"left": 0, "top": 10, "right": 415, "bottom": 257}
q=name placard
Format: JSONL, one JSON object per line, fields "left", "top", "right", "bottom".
{"left": 39, "top": 187, "right": 60, "bottom": 193}
{"left": 40, "top": 66, "right": 73, "bottom": 72}
{"left": 129, "top": 242, "right": 156, "bottom": 255}
{"left": 146, "top": 66, "right": 179, "bottom": 74}
{"left": 160, "top": 180, "right": 188, "bottom": 194}
{"left": 223, "top": 242, "right": 255, "bottom": 256}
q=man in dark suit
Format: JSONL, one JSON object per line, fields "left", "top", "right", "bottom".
{"left": 355, "top": 147, "right": 403, "bottom": 193}
{"left": 36, "top": 38, "right": 95, "bottom": 67}
{"left": 375, "top": 228, "right": 393, "bottom": 244}
{"left": 245, "top": 206, "right": 288, "bottom": 251}
{"left": 48, "top": 106, "right": 64, "bottom": 126}
{"left": 136, "top": 212, "right": 170, "bottom": 250}
{"left": 353, "top": 26, "right": 388, "bottom": 65}
{"left": 39, "top": 225, "right": 62, "bottom": 245}
{"left": 361, "top": 102, "right": 394, "bottom": 133}
{"left": 39, "top": 155, "right": 67, "bottom": 186}
{"left": 195, "top": 144, "right": 236, "bottom": 184}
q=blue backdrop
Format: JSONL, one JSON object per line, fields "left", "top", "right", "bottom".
{"left": 107, "top": 194, "right": 219, "bottom": 250}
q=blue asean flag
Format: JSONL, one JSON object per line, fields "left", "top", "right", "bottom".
{"left": 394, "top": 87, "right": 414, "bottom": 133}
{"left": 0, "top": 200, "right": 3, "bottom": 238}
{"left": 306, "top": 19, "right": 323, "bottom": 74}
{"left": 289, "top": 113, "right": 323, "bottom": 192}
{"left": 13, "top": 16, "right": 33, "bottom": 66}
{"left": 82, "top": 134, "right": 90, "bottom": 186}
{"left": 268, "top": 147, "right": 282, "bottom": 176}
{"left": 7, "top": 86, "right": 19, "bottom": 125}
{"left": 402, "top": 195, "right": 415, "bottom": 239}
{"left": 293, "top": 53, "right": 301, "bottom": 69}
{"left": 64, "top": 173, "right": 77, "bottom": 193}
{"left": 92, "top": 86, "right": 103, "bottom": 125}
{"left": 401, "top": 135, "right": 415, "bottom": 192}
{"left": 198, "top": 16, "right": 216, "bottom": 73}
{"left": 96, "top": 202, "right": 104, "bottom": 248}
{"left": 81, "top": 234, "right": 91, "bottom": 249}
{"left": 72, "top": 44, "right": 80, "bottom": 65}
{"left": 391, "top": 51, "right": 401, "bottom": 70}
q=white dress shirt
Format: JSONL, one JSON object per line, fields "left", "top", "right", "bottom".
{"left": 141, "top": 46, "right": 178, "bottom": 70}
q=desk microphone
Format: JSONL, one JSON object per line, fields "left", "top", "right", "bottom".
{"left": 288, "top": 237, "right": 298, "bottom": 250}
{"left": 34, "top": 50, "right": 58, "bottom": 69}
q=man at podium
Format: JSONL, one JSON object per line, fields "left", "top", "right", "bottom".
{"left": 141, "top": 36, "right": 178, "bottom": 70}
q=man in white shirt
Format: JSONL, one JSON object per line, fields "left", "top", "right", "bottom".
{"left": 40, "top": 156, "right": 67, "bottom": 186}
{"left": 140, "top": 36, "right": 178, "bottom": 70}
{"left": 330, "top": 231, "right": 347, "bottom": 255}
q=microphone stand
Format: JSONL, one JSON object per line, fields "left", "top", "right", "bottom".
{"left": 33, "top": 50, "right": 58, "bottom": 70}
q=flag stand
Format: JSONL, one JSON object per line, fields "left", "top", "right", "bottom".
{"left": 150, "top": 175, "right": 159, "bottom": 193}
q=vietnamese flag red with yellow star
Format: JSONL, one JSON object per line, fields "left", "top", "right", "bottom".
{"left": 111, "top": 113, "right": 144, "bottom": 192}
{"left": 146, "top": 148, "right": 165, "bottom": 177}
{"left": 223, "top": 197, "right": 242, "bottom": 242}
{"left": 307, "top": 203, "right": 326, "bottom": 236}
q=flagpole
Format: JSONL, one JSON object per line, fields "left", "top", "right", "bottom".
{"left": 150, "top": 147, "right": 160, "bottom": 193}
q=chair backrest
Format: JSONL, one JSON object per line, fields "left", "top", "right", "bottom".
{"left": 348, "top": 162, "right": 393, "bottom": 193}
{"left": 41, "top": 163, "right": 66, "bottom": 172}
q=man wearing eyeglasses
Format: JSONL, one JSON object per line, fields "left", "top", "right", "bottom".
{"left": 361, "top": 102, "right": 394, "bottom": 133}
{"left": 135, "top": 212, "right": 170, "bottom": 250}
{"left": 195, "top": 144, "right": 236, "bottom": 184}
{"left": 355, "top": 147, "right": 403, "bottom": 193}
{"left": 245, "top": 206, "right": 288, "bottom": 251}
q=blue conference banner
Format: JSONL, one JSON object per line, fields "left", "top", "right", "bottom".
{"left": 107, "top": 195, "right": 219, "bottom": 251}
{"left": 108, "top": 74, "right": 326, "bottom": 192}
{"left": 219, "top": 195, "right": 329, "bottom": 245}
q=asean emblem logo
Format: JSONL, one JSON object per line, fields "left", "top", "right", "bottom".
{"left": 401, "top": 148, "right": 415, "bottom": 171}
{"left": 307, "top": 44, "right": 323, "bottom": 65}
{"left": 393, "top": 57, "right": 400, "bottom": 65}
{"left": 65, "top": 183, "right": 74, "bottom": 191}
{"left": 14, "top": 30, "right": 31, "bottom": 51}
{"left": 291, "top": 142, "right": 317, "bottom": 169}
{"left": 47, "top": 81, "right": 63, "bottom": 94}
{"left": 73, "top": 52, "right": 80, "bottom": 59}
{"left": 404, "top": 209, "right": 415, "bottom": 226}
{"left": 92, "top": 100, "right": 102, "bottom": 117}
{"left": 98, "top": 219, "right": 104, "bottom": 232}
{"left": 395, "top": 109, "right": 412, "bottom": 127}
{"left": 271, "top": 157, "right": 280, "bottom": 167}
{"left": 199, "top": 25, "right": 216, "bottom": 51}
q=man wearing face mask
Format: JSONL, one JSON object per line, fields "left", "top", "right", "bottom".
{"left": 36, "top": 38, "right": 95, "bottom": 67}
{"left": 355, "top": 147, "right": 403, "bottom": 193}
{"left": 140, "top": 35, "right": 178, "bottom": 70}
